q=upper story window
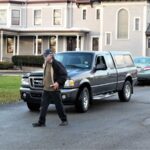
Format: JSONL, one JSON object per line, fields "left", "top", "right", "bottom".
{"left": 134, "top": 18, "right": 140, "bottom": 31}
{"left": 34, "top": 10, "right": 41, "bottom": 26}
{"left": 117, "top": 9, "right": 128, "bottom": 39}
{"left": 11, "top": 10, "right": 20, "bottom": 25}
{"left": 96, "top": 9, "right": 100, "bottom": 20}
{"left": 82, "top": 9, "right": 86, "bottom": 20}
{"left": 53, "top": 9, "right": 61, "bottom": 25}
{"left": 0, "top": 9, "right": 7, "bottom": 25}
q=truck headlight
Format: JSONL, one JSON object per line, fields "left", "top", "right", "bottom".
{"left": 64, "top": 79, "right": 75, "bottom": 87}
{"left": 21, "top": 78, "right": 29, "bottom": 86}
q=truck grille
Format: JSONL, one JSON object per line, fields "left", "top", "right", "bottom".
{"left": 30, "top": 77, "right": 43, "bottom": 89}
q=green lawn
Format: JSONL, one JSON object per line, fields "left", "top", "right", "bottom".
{"left": 0, "top": 75, "right": 21, "bottom": 104}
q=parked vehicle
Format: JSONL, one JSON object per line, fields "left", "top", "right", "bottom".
{"left": 133, "top": 56, "right": 150, "bottom": 84}
{"left": 20, "top": 51, "right": 137, "bottom": 112}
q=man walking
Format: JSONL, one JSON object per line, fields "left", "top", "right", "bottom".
{"left": 32, "top": 49, "right": 68, "bottom": 127}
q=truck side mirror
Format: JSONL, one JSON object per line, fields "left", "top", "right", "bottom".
{"left": 95, "top": 64, "right": 107, "bottom": 70}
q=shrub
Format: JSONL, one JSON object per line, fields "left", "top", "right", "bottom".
{"left": 0, "top": 62, "right": 14, "bottom": 69}
{"left": 12, "top": 55, "right": 44, "bottom": 67}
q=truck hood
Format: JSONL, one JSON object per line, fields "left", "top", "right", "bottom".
{"left": 67, "top": 68, "right": 87, "bottom": 78}
{"left": 28, "top": 68, "right": 87, "bottom": 78}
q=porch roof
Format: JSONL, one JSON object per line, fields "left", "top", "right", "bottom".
{"left": 0, "top": 27, "right": 90, "bottom": 36}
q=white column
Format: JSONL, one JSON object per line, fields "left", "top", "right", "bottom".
{"left": 13, "top": 36, "right": 16, "bottom": 56}
{"left": 0, "top": 31, "right": 3, "bottom": 62}
{"left": 35, "top": 35, "right": 38, "bottom": 55}
{"left": 81, "top": 36, "right": 84, "bottom": 51}
{"left": 17, "top": 35, "right": 20, "bottom": 55}
{"left": 56, "top": 35, "right": 58, "bottom": 53}
{"left": 76, "top": 35, "right": 80, "bottom": 51}
{"left": 63, "top": 37, "right": 66, "bottom": 52}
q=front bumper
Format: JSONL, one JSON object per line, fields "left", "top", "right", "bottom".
{"left": 20, "top": 87, "right": 79, "bottom": 105}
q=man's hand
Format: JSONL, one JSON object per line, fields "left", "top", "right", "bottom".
{"left": 50, "top": 82, "right": 59, "bottom": 90}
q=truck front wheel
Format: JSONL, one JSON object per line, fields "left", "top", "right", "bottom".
{"left": 75, "top": 87, "right": 90, "bottom": 113}
{"left": 118, "top": 81, "right": 132, "bottom": 102}
{"left": 27, "top": 102, "right": 40, "bottom": 111}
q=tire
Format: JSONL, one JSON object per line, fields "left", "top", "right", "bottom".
{"left": 75, "top": 87, "right": 90, "bottom": 113}
{"left": 27, "top": 102, "right": 40, "bottom": 111}
{"left": 118, "top": 81, "right": 132, "bottom": 102}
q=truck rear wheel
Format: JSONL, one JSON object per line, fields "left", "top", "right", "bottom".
{"left": 118, "top": 81, "right": 132, "bottom": 102}
{"left": 75, "top": 87, "right": 90, "bottom": 113}
{"left": 27, "top": 102, "right": 40, "bottom": 111}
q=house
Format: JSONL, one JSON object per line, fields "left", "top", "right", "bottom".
{"left": 0, "top": 0, "right": 150, "bottom": 61}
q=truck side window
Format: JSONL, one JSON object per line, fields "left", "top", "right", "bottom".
{"left": 105, "top": 54, "right": 115, "bottom": 69}
{"left": 96, "top": 56, "right": 107, "bottom": 70}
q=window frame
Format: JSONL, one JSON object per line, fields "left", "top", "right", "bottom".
{"left": 117, "top": 8, "right": 129, "bottom": 40}
{"left": 91, "top": 36, "right": 99, "bottom": 51}
{"left": 82, "top": 9, "right": 87, "bottom": 20}
{"left": 34, "top": 9, "right": 42, "bottom": 26}
{"left": 105, "top": 32, "right": 112, "bottom": 46}
{"left": 96, "top": 9, "right": 100, "bottom": 20}
{"left": 53, "top": 9, "right": 62, "bottom": 26}
{"left": 134, "top": 17, "right": 140, "bottom": 31}
{"left": 0, "top": 9, "right": 7, "bottom": 25}
{"left": 11, "top": 9, "right": 21, "bottom": 26}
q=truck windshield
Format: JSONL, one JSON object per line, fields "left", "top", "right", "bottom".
{"left": 55, "top": 53, "right": 93, "bottom": 69}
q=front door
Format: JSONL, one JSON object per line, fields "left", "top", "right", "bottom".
{"left": 67, "top": 37, "right": 76, "bottom": 51}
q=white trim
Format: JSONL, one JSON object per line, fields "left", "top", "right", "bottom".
{"left": 13, "top": 36, "right": 16, "bottom": 55}
{"left": 17, "top": 35, "right": 20, "bottom": 55}
{"left": 100, "top": 6, "right": 103, "bottom": 51}
{"left": 56, "top": 35, "right": 59, "bottom": 52}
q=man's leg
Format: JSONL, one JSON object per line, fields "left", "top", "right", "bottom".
{"left": 53, "top": 91, "right": 67, "bottom": 123}
{"left": 38, "top": 91, "right": 50, "bottom": 124}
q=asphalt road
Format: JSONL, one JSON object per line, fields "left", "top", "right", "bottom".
{"left": 0, "top": 85, "right": 150, "bottom": 150}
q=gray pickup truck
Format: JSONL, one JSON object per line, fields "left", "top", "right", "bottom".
{"left": 20, "top": 51, "right": 137, "bottom": 112}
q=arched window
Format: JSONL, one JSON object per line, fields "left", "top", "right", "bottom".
{"left": 117, "top": 9, "right": 128, "bottom": 39}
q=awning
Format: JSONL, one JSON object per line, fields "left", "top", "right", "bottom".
{"left": 0, "top": 27, "right": 90, "bottom": 36}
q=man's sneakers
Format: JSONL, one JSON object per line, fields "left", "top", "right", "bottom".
{"left": 32, "top": 121, "right": 68, "bottom": 127}
{"left": 32, "top": 122, "right": 46, "bottom": 127}
{"left": 59, "top": 121, "right": 68, "bottom": 126}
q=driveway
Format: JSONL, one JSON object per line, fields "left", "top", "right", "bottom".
{"left": 0, "top": 85, "right": 150, "bottom": 150}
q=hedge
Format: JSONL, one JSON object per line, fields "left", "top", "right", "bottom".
{"left": 12, "top": 55, "right": 44, "bottom": 67}
{"left": 0, "top": 62, "right": 14, "bottom": 69}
